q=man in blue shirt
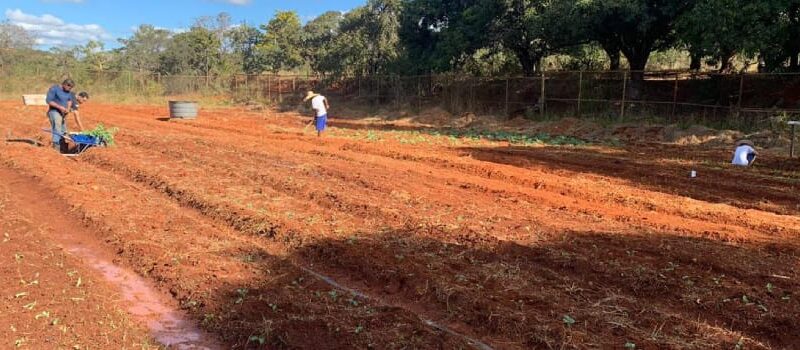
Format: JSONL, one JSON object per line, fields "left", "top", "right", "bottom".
{"left": 45, "top": 79, "right": 76, "bottom": 150}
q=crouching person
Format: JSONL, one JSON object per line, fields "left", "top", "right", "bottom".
{"left": 731, "top": 140, "right": 758, "bottom": 166}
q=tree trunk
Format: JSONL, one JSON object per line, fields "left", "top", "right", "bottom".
{"left": 790, "top": 50, "right": 800, "bottom": 71}
{"left": 516, "top": 51, "right": 538, "bottom": 77}
{"left": 608, "top": 51, "right": 621, "bottom": 71}
{"left": 689, "top": 52, "right": 702, "bottom": 71}
{"left": 718, "top": 52, "right": 734, "bottom": 73}
{"left": 624, "top": 51, "right": 649, "bottom": 100}
{"left": 600, "top": 42, "right": 621, "bottom": 71}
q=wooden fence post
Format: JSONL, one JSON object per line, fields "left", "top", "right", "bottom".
{"left": 278, "top": 76, "right": 282, "bottom": 103}
{"left": 267, "top": 75, "right": 272, "bottom": 102}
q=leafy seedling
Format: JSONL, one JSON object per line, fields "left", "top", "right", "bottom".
{"left": 624, "top": 342, "right": 636, "bottom": 349}
{"left": 235, "top": 288, "right": 248, "bottom": 304}
{"left": 248, "top": 335, "right": 266, "bottom": 345}
{"left": 79, "top": 124, "right": 119, "bottom": 146}
{"left": 562, "top": 315, "right": 576, "bottom": 326}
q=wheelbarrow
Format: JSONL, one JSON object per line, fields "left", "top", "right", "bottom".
{"left": 42, "top": 129, "right": 107, "bottom": 156}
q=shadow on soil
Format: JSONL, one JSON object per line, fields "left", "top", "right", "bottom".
{"left": 458, "top": 145, "right": 800, "bottom": 216}
{"left": 209, "top": 227, "right": 799, "bottom": 349}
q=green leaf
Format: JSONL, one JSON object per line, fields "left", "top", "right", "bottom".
{"left": 562, "top": 315, "right": 576, "bottom": 326}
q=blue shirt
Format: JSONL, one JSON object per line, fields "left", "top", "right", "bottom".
{"left": 46, "top": 85, "right": 74, "bottom": 111}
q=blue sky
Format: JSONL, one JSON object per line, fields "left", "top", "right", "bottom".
{"left": 2, "top": 0, "right": 363, "bottom": 49}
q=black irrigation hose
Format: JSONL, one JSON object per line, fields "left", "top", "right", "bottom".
{"left": 5, "top": 138, "right": 44, "bottom": 147}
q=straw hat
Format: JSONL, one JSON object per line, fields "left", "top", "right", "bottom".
{"left": 303, "top": 91, "right": 319, "bottom": 102}
{"left": 736, "top": 139, "right": 754, "bottom": 147}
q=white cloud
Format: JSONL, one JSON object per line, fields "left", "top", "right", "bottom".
{"left": 217, "top": 0, "right": 251, "bottom": 5}
{"left": 4, "top": 8, "right": 110, "bottom": 47}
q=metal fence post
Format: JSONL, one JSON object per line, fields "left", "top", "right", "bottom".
{"left": 672, "top": 72, "right": 679, "bottom": 118}
{"left": 540, "top": 71, "right": 546, "bottom": 118}
{"left": 417, "top": 75, "right": 422, "bottom": 110}
{"left": 790, "top": 122, "right": 797, "bottom": 158}
{"left": 395, "top": 76, "right": 400, "bottom": 110}
{"left": 620, "top": 71, "right": 628, "bottom": 120}
{"left": 505, "top": 77, "right": 510, "bottom": 117}
{"left": 736, "top": 73, "right": 745, "bottom": 117}
{"left": 577, "top": 71, "right": 583, "bottom": 117}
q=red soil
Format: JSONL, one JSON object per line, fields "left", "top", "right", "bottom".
{"left": 1, "top": 100, "right": 798, "bottom": 349}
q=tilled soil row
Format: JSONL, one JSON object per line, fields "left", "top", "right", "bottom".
{"left": 75, "top": 125, "right": 799, "bottom": 349}
{"left": 2, "top": 102, "right": 799, "bottom": 348}
{"left": 0, "top": 146, "right": 478, "bottom": 349}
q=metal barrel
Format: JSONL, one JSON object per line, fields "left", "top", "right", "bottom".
{"left": 169, "top": 101, "right": 198, "bottom": 119}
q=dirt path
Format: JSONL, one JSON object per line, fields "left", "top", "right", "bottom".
{"left": 0, "top": 169, "right": 162, "bottom": 349}
{"left": 1, "top": 101, "right": 798, "bottom": 349}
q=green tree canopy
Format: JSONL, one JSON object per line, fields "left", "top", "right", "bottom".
{"left": 258, "top": 11, "right": 303, "bottom": 73}
{"left": 116, "top": 25, "right": 171, "bottom": 72}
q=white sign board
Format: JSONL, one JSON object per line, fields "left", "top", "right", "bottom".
{"left": 22, "top": 95, "right": 47, "bottom": 106}
{"left": 788, "top": 121, "right": 800, "bottom": 126}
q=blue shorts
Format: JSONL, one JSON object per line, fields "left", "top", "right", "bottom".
{"left": 315, "top": 114, "right": 327, "bottom": 132}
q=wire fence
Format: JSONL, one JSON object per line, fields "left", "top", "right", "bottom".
{"left": 4, "top": 69, "right": 800, "bottom": 131}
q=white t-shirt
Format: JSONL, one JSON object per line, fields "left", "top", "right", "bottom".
{"left": 732, "top": 145, "right": 755, "bottom": 166}
{"left": 311, "top": 95, "right": 327, "bottom": 117}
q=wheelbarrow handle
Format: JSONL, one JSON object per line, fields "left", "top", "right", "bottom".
{"left": 41, "top": 128, "right": 74, "bottom": 142}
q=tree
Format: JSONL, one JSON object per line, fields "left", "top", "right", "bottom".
{"left": 578, "top": 0, "right": 697, "bottom": 98}
{"left": 677, "top": 0, "right": 773, "bottom": 73}
{"left": 310, "top": 0, "right": 403, "bottom": 77}
{"left": 0, "top": 20, "right": 34, "bottom": 50}
{"left": 79, "top": 40, "right": 113, "bottom": 71}
{"left": 257, "top": 11, "right": 303, "bottom": 73}
{"left": 761, "top": 0, "right": 800, "bottom": 71}
{"left": 400, "top": 0, "right": 491, "bottom": 74}
{"left": 581, "top": 0, "right": 695, "bottom": 73}
{"left": 495, "top": 0, "right": 585, "bottom": 75}
{"left": 0, "top": 21, "right": 35, "bottom": 70}
{"left": 159, "top": 27, "right": 221, "bottom": 75}
{"left": 229, "top": 23, "right": 265, "bottom": 74}
{"left": 116, "top": 25, "right": 171, "bottom": 72}
{"left": 302, "top": 11, "right": 343, "bottom": 76}
{"left": 401, "top": 0, "right": 580, "bottom": 76}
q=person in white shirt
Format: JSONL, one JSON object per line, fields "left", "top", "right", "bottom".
{"left": 303, "top": 91, "right": 330, "bottom": 137}
{"left": 731, "top": 140, "right": 758, "bottom": 166}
